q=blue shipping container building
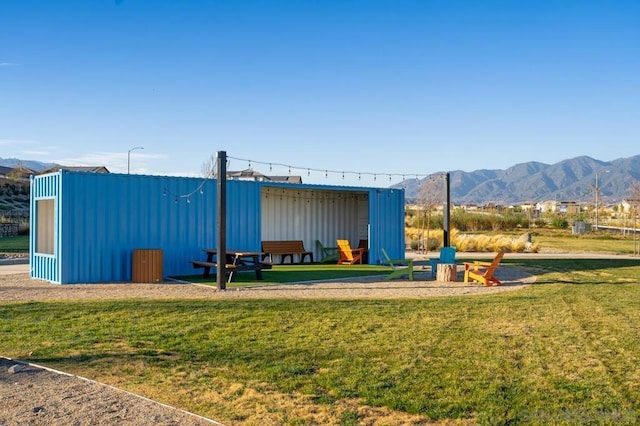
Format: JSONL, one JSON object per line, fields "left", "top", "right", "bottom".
{"left": 30, "top": 170, "right": 406, "bottom": 284}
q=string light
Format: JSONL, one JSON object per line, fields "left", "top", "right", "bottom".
{"left": 163, "top": 157, "right": 216, "bottom": 202}
{"left": 227, "top": 155, "right": 432, "bottom": 182}
{"left": 164, "top": 154, "right": 432, "bottom": 204}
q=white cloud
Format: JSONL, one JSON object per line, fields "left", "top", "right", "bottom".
{"left": 0, "top": 138, "right": 35, "bottom": 146}
{"left": 0, "top": 62, "right": 18, "bottom": 67}
{"left": 57, "top": 151, "right": 167, "bottom": 174}
{"left": 22, "top": 150, "right": 50, "bottom": 156}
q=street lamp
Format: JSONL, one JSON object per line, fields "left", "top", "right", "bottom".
{"left": 127, "top": 146, "right": 144, "bottom": 174}
{"left": 595, "top": 170, "right": 610, "bottom": 230}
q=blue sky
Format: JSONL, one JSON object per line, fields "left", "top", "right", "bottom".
{"left": 1, "top": 0, "right": 638, "bottom": 186}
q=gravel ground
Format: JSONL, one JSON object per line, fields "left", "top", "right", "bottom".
{"left": 0, "top": 265, "right": 534, "bottom": 302}
{"left": 0, "top": 265, "right": 535, "bottom": 425}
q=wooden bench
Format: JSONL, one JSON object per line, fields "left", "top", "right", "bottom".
{"left": 190, "top": 259, "right": 273, "bottom": 280}
{"left": 190, "top": 260, "right": 237, "bottom": 279}
{"left": 261, "top": 240, "right": 314, "bottom": 264}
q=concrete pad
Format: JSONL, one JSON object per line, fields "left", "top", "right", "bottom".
{"left": 0, "top": 263, "right": 29, "bottom": 275}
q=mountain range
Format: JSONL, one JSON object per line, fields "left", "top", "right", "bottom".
{"left": 3, "top": 155, "right": 639, "bottom": 205}
{"left": 0, "top": 158, "right": 58, "bottom": 172}
{"left": 393, "top": 155, "right": 640, "bottom": 205}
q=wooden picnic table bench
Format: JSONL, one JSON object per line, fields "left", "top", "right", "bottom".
{"left": 261, "top": 240, "right": 313, "bottom": 264}
{"left": 190, "top": 249, "right": 272, "bottom": 281}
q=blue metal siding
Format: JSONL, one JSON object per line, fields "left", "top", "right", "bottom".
{"left": 30, "top": 172, "right": 404, "bottom": 283}
{"left": 58, "top": 172, "right": 225, "bottom": 283}
{"left": 367, "top": 188, "right": 406, "bottom": 265}
{"left": 227, "top": 180, "right": 263, "bottom": 251}
{"left": 39, "top": 173, "right": 265, "bottom": 283}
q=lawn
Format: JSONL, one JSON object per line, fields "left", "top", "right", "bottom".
{"left": 529, "top": 228, "right": 638, "bottom": 254}
{"left": 0, "top": 235, "right": 28, "bottom": 253}
{"left": 2, "top": 258, "right": 640, "bottom": 425}
{"left": 175, "top": 263, "right": 396, "bottom": 287}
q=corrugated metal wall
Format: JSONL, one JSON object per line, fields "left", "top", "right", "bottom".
{"left": 368, "top": 188, "right": 406, "bottom": 264}
{"left": 260, "top": 186, "right": 369, "bottom": 262}
{"left": 30, "top": 173, "right": 62, "bottom": 283}
{"left": 31, "top": 171, "right": 263, "bottom": 283}
{"left": 259, "top": 183, "right": 405, "bottom": 265}
{"left": 29, "top": 171, "right": 404, "bottom": 284}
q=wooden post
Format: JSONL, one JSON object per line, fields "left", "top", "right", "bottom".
{"left": 436, "top": 263, "right": 457, "bottom": 282}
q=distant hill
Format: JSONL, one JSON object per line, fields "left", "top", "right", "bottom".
{"left": 393, "top": 155, "right": 640, "bottom": 204}
{"left": 3, "top": 155, "right": 639, "bottom": 205}
{"left": 0, "top": 158, "right": 59, "bottom": 172}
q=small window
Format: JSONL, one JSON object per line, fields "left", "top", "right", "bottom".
{"left": 36, "top": 199, "right": 55, "bottom": 255}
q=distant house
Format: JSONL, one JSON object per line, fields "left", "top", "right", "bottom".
{"left": 226, "top": 168, "right": 302, "bottom": 184}
{"left": 537, "top": 200, "right": 581, "bottom": 215}
{"left": 39, "top": 165, "right": 110, "bottom": 174}
{"left": 619, "top": 199, "right": 640, "bottom": 214}
{"left": 0, "top": 166, "right": 36, "bottom": 181}
{"left": 458, "top": 203, "right": 480, "bottom": 211}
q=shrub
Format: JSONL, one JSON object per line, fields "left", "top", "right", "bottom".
{"left": 452, "top": 232, "right": 540, "bottom": 253}
{"left": 551, "top": 217, "right": 569, "bottom": 229}
{"left": 18, "top": 223, "right": 29, "bottom": 236}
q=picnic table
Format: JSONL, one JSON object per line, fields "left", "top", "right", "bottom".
{"left": 190, "top": 249, "right": 272, "bottom": 282}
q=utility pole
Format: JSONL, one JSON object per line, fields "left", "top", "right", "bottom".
{"left": 127, "top": 146, "right": 144, "bottom": 174}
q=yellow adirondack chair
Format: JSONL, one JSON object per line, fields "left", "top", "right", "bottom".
{"left": 336, "top": 239, "right": 363, "bottom": 265}
{"left": 381, "top": 248, "right": 414, "bottom": 280}
{"left": 463, "top": 252, "right": 504, "bottom": 286}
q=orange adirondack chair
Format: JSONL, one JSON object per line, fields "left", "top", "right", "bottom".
{"left": 463, "top": 252, "right": 504, "bottom": 286}
{"left": 336, "top": 239, "right": 364, "bottom": 265}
